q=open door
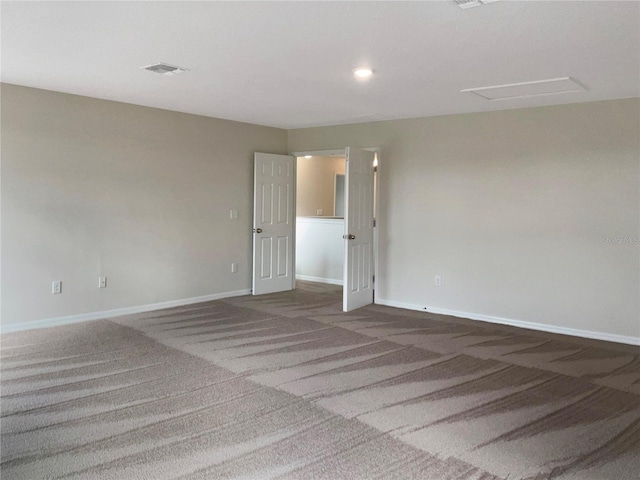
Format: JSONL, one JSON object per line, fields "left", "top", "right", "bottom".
{"left": 343, "top": 147, "right": 375, "bottom": 311}
{"left": 252, "top": 153, "right": 295, "bottom": 295}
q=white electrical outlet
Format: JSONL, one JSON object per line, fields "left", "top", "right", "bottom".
{"left": 316, "top": 208, "right": 323, "bottom": 215}
{"left": 435, "top": 275, "right": 442, "bottom": 287}
{"left": 98, "top": 276, "right": 107, "bottom": 288}
{"left": 231, "top": 262, "right": 238, "bottom": 273}
{"left": 52, "top": 280, "right": 62, "bottom": 294}
{"left": 230, "top": 209, "right": 238, "bottom": 219}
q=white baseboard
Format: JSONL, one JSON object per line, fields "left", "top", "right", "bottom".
{"left": 0, "top": 289, "right": 252, "bottom": 334}
{"left": 296, "top": 275, "right": 343, "bottom": 286}
{"left": 375, "top": 298, "right": 640, "bottom": 346}
{"left": 6, "top": 290, "right": 637, "bottom": 346}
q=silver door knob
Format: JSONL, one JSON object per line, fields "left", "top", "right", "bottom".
{"left": 254, "top": 228, "right": 263, "bottom": 234}
{"left": 343, "top": 234, "right": 356, "bottom": 240}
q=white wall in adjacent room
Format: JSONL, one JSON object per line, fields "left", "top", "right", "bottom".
{"left": 296, "top": 217, "right": 344, "bottom": 284}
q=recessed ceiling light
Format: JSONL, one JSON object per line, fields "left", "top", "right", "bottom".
{"left": 354, "top": 68, "right": 373, "bottom": 79}
{"left": 304, "top": 155, "right": 312, "bottom": 159}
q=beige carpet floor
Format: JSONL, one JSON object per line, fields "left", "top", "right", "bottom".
{"left": 1, "top": 281, "right": 639, "bottom": 479}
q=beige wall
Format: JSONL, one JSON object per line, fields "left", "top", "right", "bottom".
{"left": 288, "top": 99, "right": 640, "bottom": 340}
{"left": 1, "top": 84, "right": 287, "bottom": 326}
{"left": 296, "top": 156, "right": 345, "bottom": 216}
{"left": 3, "top": 84, "right": 638, "bottom": 342}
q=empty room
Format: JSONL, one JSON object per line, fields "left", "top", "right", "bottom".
{"left": 1, "top": 1, "right": 639, "bottom": 479}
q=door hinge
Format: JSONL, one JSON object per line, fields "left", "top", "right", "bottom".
{"left": 373, "top": 275, "right": 375, "bottom": 284}
{"left": 373, "top": 219, "right": 376, "bottom": 228}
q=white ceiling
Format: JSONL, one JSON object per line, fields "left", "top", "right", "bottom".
{"left": 2, "top": 1, "right": 639, "bottom": 129}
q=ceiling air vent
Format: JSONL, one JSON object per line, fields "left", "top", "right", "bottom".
{"left": 453, "top": 0, "right": 499, "bottom": 9}
{"left": 141, "top": 63, "right": 188, "bottom": 76}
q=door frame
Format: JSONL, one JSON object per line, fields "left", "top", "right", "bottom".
{"left": 290, "top": 147, "right": 381, "bottom": 304}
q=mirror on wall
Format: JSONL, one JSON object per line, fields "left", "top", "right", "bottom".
{"left": 296, "top": 155, "right": 346, "bottom": 217}
{"left": 334, "top": 174, "right": 345, "bottom": 217}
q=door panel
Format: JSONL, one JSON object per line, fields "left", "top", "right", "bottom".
{"left": 343, "top": 147, "right": 375, "bottom": 311}
{"left": 253, "top": 153, "right": 295, "bottom": 295}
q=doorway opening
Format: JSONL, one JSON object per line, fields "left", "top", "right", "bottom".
{"left": 251, "top": 147, "right": 379, "bottom": 311}
{"left": 295, "top": 153, "right": 347, "bottom": 286}
{"left": 293, "top": 148, "right": 379, "bottom": 310}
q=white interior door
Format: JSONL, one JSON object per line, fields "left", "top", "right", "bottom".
{"left": 252, "top": 153, "right": 295, "bottom": 295}
{"left": 343, "top": 147, "right": 375, "bottom": 311}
